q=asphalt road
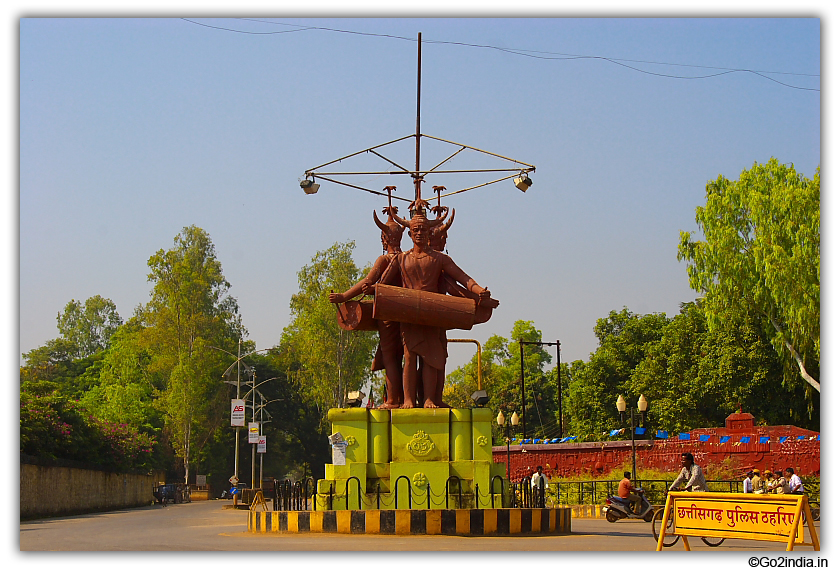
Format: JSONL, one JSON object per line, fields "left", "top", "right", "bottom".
{"left": 19, "top": 499, "right": 819, "bottom": 553}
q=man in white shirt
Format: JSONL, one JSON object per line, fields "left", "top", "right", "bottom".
{"left": 531, "top": 465, "right": 549, "bottom": 507}
{"left": 743, "top": 468, "right": 755, "bottom": 494}
{"left": 669, "top": 453, "right": 710, "bottom": 492}
{"left": 785, "top": 467, "right": 804, "bottom": 494}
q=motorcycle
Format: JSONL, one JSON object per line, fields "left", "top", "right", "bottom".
{"left": 603, "top": 488, "right": 655, "bottom": 523}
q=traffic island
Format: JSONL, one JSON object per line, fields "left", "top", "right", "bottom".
{"left": 249, "top": 507, "right": 571, "bottom": 535}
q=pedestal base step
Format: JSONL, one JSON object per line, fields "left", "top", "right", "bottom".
{"left": 249, "top": 507, "right": 571, "bottom": 536}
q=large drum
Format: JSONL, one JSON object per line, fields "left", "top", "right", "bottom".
{"left": 335, "top": 299, "right": 377, "bottom": 331}
{"left": 372, "top": 283, "right": 476, "bottom": 330}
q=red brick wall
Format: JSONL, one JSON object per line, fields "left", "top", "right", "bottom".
{"left": 494, "top": 425, "right": 819, "bottom": 481}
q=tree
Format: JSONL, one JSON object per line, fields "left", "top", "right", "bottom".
{"left": 678, "top": 159, "right": 820, "bottom": 392}
{"left": 629, "top": 302, "right": 816, "bottom": 433}
{"left": 565, "top": 309, "right": 668, "bottom": 438}
{"left": 141, "top": 226, "right": 244, "bottom": 483}
{"left": 56, "top": 295, "right": 123, "bottom": 357}
{"left": 279, "top": 241, "right": 378, "bottom": 414}
{"left": 445, "top": 320, "right": 556, "bottom": 439}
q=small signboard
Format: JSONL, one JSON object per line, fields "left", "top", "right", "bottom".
{"left": 231, "top": 399, "right": 246, "bottom": 427}
{"left": 248, "top": 422, "right": 260, "bottom": 443}
{"left": 257, "top": 436, "right": 266, "bottom": 453}
{"left": 196, "top": 475, "right": 207, "bottom": 486}
{"left": 229, "top": 475, "right": 239, "bottom": 485}
{"left": 329, "top": 432, "right": 348, "bottom": 465}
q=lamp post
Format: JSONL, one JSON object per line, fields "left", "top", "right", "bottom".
{"left": 241, "top": 375, "right": 282, "bottom": 491}
{"left": 518, "top": 339, "right": 562, "bottom": 440}
{"left": 208, "top": 343, "right": 274, "bottom": 483}
{"left": 496, "top": 410, "right": 520, "bottom": 481}
{"left": 616, "top": 394, "right": 649, "bottom": 485}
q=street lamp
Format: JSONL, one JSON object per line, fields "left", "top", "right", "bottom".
{"left": 616, "top": 394, "right": 649, "bottom": 485}
{"left": 496, "top": 410, "right": 520, "bottom": 481}
{"left": 207, "top": 343, "right": 275, "bottom": 504}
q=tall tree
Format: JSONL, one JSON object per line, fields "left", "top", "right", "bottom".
{"left": 141, "top": 226, "right": 244, "bottom": 483}
{"left": 678, "top": 159, "right": 820, "bottom": 392}
{"left": 565, "top": 309, "right": 668, "bottom": 438}
{"left": 56, "top": 295, "right": 123, "bottom": 357}
{"left": 279, "top": 241, "right": 378, "bottom": 414}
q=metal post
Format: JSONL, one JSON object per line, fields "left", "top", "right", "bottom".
{"left": 556, "top": 341, "right": 562, "bottom": 438}
{"left": 251, "top": 372, "right": 257, "bottom": 491}
{"left": 414, "top": 31, "right": 422, "bottom": 203}
{"left": 505, "top": 423, "right": 511, "bottom": 480}
{"left": 631, "top": 408, "right": 637, "bottom": 485}
{"left": 519, "top": 339, "right": 526, "bottom": 440}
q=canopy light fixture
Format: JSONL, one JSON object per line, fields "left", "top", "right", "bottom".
{"left": 514, "top": 173, "right": 532, "bottom": 192}
{"left": 300, "top": 177, "right": 320, "bottom": 195}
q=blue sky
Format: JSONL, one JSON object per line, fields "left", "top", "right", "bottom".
{"left": 18, "top": 16, "right": 820, "bottom": 373}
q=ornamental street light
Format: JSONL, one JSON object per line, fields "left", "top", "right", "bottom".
{"left": 496, "top": 410, "right": 520, "bottom": 482}
{"left": 616, "top": 394, "right": 649, "bottom": 485}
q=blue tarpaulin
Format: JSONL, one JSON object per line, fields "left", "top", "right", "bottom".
{"left": 679, "top": 433, "right": 690, "bottom": 440}
{"left": 656, "top": 430, "right": 669, "bottom": 439}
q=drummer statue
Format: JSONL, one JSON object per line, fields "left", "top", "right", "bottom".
{"left": 329, "top": 192, "right": 498, "bottom": 409}
{"left": 381, "top": 199, "right": 497, "bottom": 408}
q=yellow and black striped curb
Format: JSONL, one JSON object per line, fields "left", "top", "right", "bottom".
{"left": 569, "top": 504, "right": 604, "bottom": 519}
{"left": 249, "top": 507, "right": 572, "bottom": 535}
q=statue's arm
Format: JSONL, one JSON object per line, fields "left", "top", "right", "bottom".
{"left": 441, "top": 256, "right": 491, "bottom": 299}
{"left": 329, "top": 256, "right": 389, "bottom": 304}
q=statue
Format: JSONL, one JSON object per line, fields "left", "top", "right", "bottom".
{"left": 329, "top": 201, "right": 406, "bottom": 409}
{"left": 378, "top": 200, "right": 498, "bottom": 408}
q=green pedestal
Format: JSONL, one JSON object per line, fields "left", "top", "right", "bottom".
{"left": 321, "top": 408, "right": 507, "bottom": 510}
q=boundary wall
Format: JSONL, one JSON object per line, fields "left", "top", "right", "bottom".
{"left": 20, "top": 455, "right": 161, "bottom": 519}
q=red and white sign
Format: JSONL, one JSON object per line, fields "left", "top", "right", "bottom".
{"left": 231, "top": 399, "right": 246, "bottom": 427}
{"left": 257, "top": 436, "right": 267, "bottom": 454}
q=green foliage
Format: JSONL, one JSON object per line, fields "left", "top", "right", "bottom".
{"left": 140, "top": 226, "right": 244, "bottom": 483}
{"left": 445, "top": 320, "right": 558, "bottom": 439}
{"left": 279, "top": 241, "right": 378, "bottom": 413}
{"left": 629, "top": 302, "right": 817, "bottom": 433}
{"left": 56, "top": 295, "right": 123, "bottom": 357}
{"left": 20, "top": 382, "right": 157, "bottom": 472}
{"left": 678, "top": 159, "right": 820, "bottom": 392}
{"left": 565, "top": 308, "right": 668, "bottom": 438}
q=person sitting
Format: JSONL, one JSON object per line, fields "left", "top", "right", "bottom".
{"left": 618, "top": 471, "right": 643, "bottom": 515}
{"left": 669, "top": 452, "right": 710, "bottom": 492}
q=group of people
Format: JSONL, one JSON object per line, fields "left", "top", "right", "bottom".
{"left": 526, "top": 452, "right": 806, "bottom": 513}
{"left": 743, "top": 466, "right": 803, "bottom": 495}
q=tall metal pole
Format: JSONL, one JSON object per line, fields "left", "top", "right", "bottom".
{"left": 556, "top": 341, "right": 562, "bottom": 438}
{"left": 631, "top": 408, "right": 637, "bottom": 485}
{"left": 414, "top": 31, "right": 422, "bottom": 203}
{"left": 234, "top": 339, "right": 241, "bottom": 481}
{"left": 519, "top": 339, "right": 526, "bottom": 441}
{"left": 258, "top": 395, "right": 264, "bottom": 490}
{"left": 251, "top": 371, "right": 257, "bottom": 490}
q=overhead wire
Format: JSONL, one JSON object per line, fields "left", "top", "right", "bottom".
{"left": 179, "top": 17, "right": 819, "bottom": 92}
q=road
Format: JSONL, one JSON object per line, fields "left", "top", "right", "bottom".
{"left": 19, "top": 499, "right": 819, "bottom": 552}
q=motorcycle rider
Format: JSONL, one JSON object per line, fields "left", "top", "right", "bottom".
{"left": 618, "top": 471, "right": 643, "bottom": 515}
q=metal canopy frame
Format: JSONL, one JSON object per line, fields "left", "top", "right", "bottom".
{"left": 303, "top": 133, "right": 536, "bottom": 203}
{"left": 302, "top": 32, "right": 536, "bottom": 206}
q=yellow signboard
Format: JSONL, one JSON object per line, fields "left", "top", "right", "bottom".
{"left": 656, "top": 492, "right": 819, "bottom": 551}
